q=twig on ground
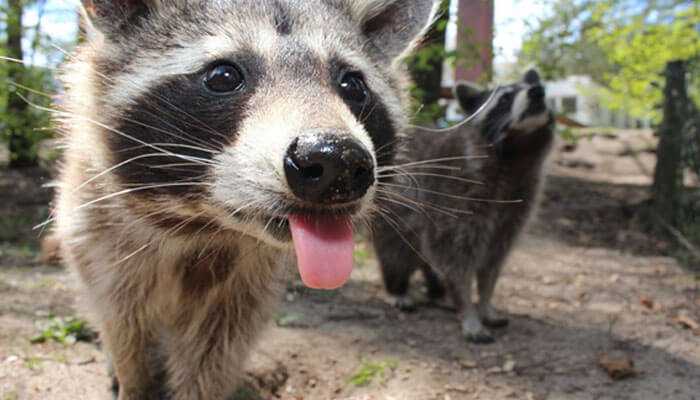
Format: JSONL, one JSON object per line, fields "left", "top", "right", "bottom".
{"left": 653, "top": 212, "right": 700, "bottom": 260}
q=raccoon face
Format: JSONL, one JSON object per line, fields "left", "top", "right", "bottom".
{"left": 454, "top": 69, "right": 552, "bottom": 141}
{"left": 76, "top": 0, "right": 437, "bottom": 288}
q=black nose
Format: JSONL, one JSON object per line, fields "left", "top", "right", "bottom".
{"left": 528, "top": 85, "right": 545, "bottom": 100}
{"left": 284, "top": 133, "right": 375, "bottom": 204}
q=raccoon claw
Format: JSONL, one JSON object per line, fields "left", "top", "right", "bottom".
{"left": 482, "top": 316, "right": 509, "bottom": 329}
{"left": 390, "top": 295, "right": 417, "bottom": 312}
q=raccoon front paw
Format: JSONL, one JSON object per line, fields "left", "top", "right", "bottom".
{"left": 479, "top": 306, "right": 509, "bottom": 329}
{"left": 461, "top": 318, "right": 495, "bottom": 344}
{"left": 390, "top": 295, "right": 417, "bottom": 312}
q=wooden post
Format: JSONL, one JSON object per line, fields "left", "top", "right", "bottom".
{"left": 653, "top": 60, "right": 689, "bottom": 228}
{"left": 455, "top": 0, "right": 494, "bottom": 83}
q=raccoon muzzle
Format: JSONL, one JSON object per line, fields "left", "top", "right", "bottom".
{"left": 283, "top": 132, "right": 374, "bottom": 290}
{"left": 284, "top": 133, "right": 375, "bottom": 204}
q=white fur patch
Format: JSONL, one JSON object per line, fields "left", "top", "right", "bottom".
{"left": 510, "top": 112, "right": 551, "bottom": 133}
{"left": 509, "top": 88, "right": 550, "bottom": 133}
{"left": 511, "top": 89, "right": 528, "bottom": 123}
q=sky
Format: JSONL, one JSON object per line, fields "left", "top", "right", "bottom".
{"left": 493, "top": 0, "right": 549, "bottom": 63}
{"left": 26, "top": 0, "right": 548, "bottom": 66}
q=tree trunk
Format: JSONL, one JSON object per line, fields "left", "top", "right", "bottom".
{"left": 6, "top": 0, "right": 36, "bottom": 168}
{"left": 407, "top": 0, "right": 449, "bottom": 124}
{"left": 652, "top": 60, "right": 690, "bottom": 227}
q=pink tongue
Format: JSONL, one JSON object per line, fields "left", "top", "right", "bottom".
{"left": 288, "top": 215, "right": 354, "bottom": 290}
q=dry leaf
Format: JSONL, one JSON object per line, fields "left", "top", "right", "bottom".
{"left": 640, "top": 297, "right": 654, "bottom": 310}
{"left": 503, "top": 360, "right": 517, "bottom": 373}
{"left": 674, "top": 314, "right": 700, "bottom": 331}
{"left": 598, "top": 352, "right": 637, "bottom": 380}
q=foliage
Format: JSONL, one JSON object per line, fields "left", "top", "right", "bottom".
{"left": 406, "top": 0, "right": 451, "bottom": 125}
{"left": 1, "top": 0, "right": 62, "bottom": 167}
{"left": 519, "top": 0, "right": 611, "bottom": 81}
{"left": 520, "top": 0, "right": 700, "bottom": 122}
{"left": 587, "top": 1, "right": 700, "bottom": 122}
{"left": 30, "top": 316, "right": 96, "bottom": 345}
{"left": 0, "top": 64, "right": 55, "bottom": 164}
{"left": 348, "top": 359, "right": 398, "bottom": 387}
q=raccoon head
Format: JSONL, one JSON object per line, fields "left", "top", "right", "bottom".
{"left": 454, "top": 69, "right": 552, "bottom": 142}
{"left": 73, "top": 0, "right": 438, "bottom": 289}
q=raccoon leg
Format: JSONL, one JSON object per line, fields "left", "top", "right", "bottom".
{"left": 419, "top": 263, "right": 446, "bottom": 300}
{"left": 380, "top": 259, "right": 417, "bottom": 311}
{"left": 445, "top": 268, "right": 494, "bottom": 344}
{"left": 101, "top": 320, "right": 161, "bottom": 400}
{"left": 108, "top": 357, "right": 169, "bottom": 400}
{"left": 374, "top": 221, "right": 419, "bottom": 311}
{"left": 163, "top": 315, "right": 251, "bottom": 400}
{"left": 477, "top": 265, "right": 509, "bottom": 329}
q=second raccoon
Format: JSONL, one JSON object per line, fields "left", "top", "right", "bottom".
{"left": 373, "top": 70, "right": 554, "bottom": 343}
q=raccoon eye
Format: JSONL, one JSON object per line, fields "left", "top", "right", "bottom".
{"left": 203, "top": 63, "right": 245, "bottom": 94}
{"left": 338, "top": 71, "right": 369, "bottom": 104}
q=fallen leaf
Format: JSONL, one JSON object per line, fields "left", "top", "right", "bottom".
{"left": 640, "top": 297, "right": 654, "bottom": 310}
{"left": 598, "top": 352, "right": 637, "bottom": 380}
{"left": 486, "top": 366, "right": 503, "bottom": 374}
{"left": 674, "top": 314, "right": 700, "bottom": 331}
{"left": 503, "top": 360, "right": 517, "bottom": 373}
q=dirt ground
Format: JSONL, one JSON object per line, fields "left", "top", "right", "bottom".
{"left": 1, "top": 130, "right": 699, "bottom": 400}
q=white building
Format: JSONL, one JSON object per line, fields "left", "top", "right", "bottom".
{"left": 544, "top": 75, "right": 652, "bottom": 129}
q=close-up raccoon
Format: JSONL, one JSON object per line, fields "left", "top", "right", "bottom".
{"left": 54, "top": 1, "right": 438, "bottom": 398}
{"left": 373, "top": 70, "right": 555, "bottom": 343}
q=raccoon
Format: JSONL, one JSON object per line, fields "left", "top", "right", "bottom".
{"left": 54, "top": 1, "right": 438, "bottom": 399}
{"left": 373, "top": 70, "right": 554, "bottom": 343}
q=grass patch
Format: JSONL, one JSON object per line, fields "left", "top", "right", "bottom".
{"left": 3, "top": 391, "right": 19, "bottom": 400}
{"left": 348, "top": 359, "right": 398, "bottom": 387}
{"left": 353, "top": 246, "right": 371, "bottom": 267}
{"left": 274, "top": 312, "right": 304, "bottom": 328}
{"left": 24, "top": 356, "right": 43, "bottom": 371}
{"left": 31, "top": 316, "right": 96, "bottom": 345}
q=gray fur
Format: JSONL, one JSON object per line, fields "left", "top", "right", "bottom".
{"left": 373, "top": 71, "right": 554, "bottom": 343}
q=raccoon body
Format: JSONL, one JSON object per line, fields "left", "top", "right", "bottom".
{"left": 55, "top": 1, "right": 438, "bottom": 398}
{"left": 373, "top": 70, "right": 554, "bottom": 343}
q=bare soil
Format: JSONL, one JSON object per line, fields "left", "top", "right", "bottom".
{"left": 1, "top": 130, "right": 699, "bottom": 400}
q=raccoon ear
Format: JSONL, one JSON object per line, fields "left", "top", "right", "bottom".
{"left": 81, "top": 0, "right": 158, "bottom": 37}
{"left": 523, "top": 69, "right": 541, "bottom": 85}
{"left": 454, "top": 81, "right": 485, "bottom": 115}
{"left": 350, "top": 0, "right": 441, "bottom": 61}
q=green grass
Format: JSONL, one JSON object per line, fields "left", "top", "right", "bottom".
{"left": 31, "top": 316, "right": 96, "bottom": 345}
{"left": 274, "top": 312, "right": 304, "bottom": 327}
{"left": 3, "top": 391, "right": 19, "bottom": 400}
{"left": 24, "top": 356, "right": 43, "bottom": 371}
{"left": 348, "top": 359, "right": 398, "bottom": 387}
{"left": 353, "top": 246, "right": 371, "bottom": 267}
